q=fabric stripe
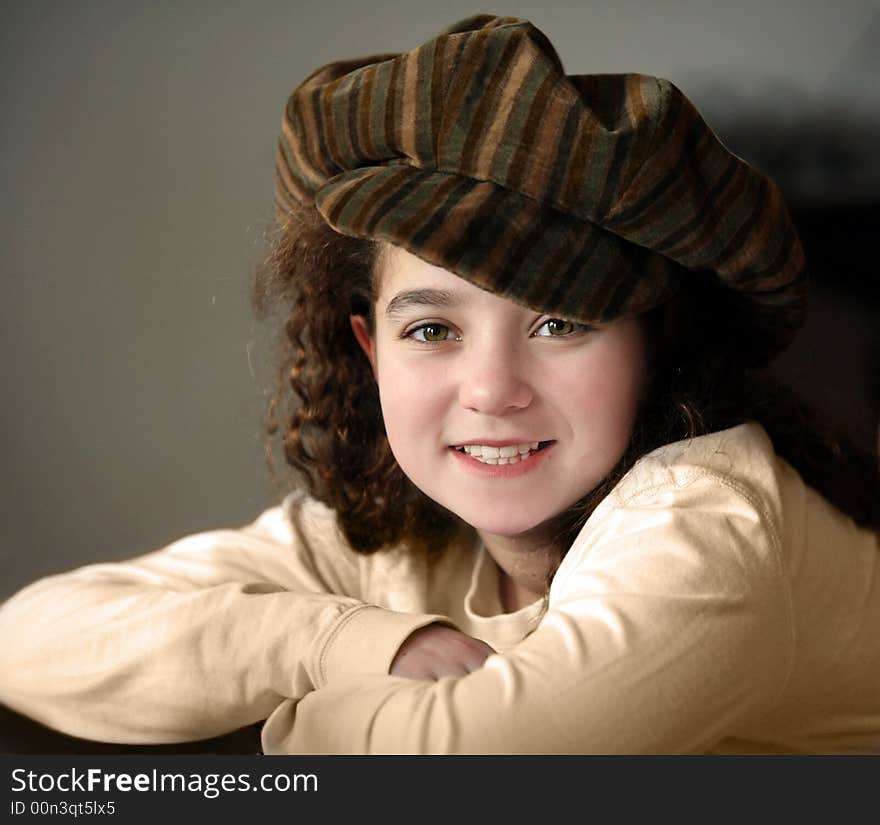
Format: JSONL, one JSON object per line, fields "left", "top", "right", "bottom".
{"left": 601, "top": 249, "right": 650, "bottom": 320}
{"left": 399, "top": 45, "right": 421, "bottom": 161}
{"left": 487, "top": 198, "right": 557, "bottom": 296}
{"left": 471, "top": 34, "right": 532, "bottom": 179}
{"left": 571, "top": 240, "right": 635, "bottom": 320}
{"left": 652, "top": 153, "right": 740, "bottom": 254}
{"left": 332, "top": 72, "right": 360, "bottom": 167}
{"left": 357, "top": 65, "right": 379, "bottom": 159}
{"left": 524, "top": 80, "right": 579, "bottom": 206}
{"left": 444, "top": 184, "right": 528, "bottom": 276}
{"left": 658, "top": 145, "right": 749, "bottom": 263}
{"left": 611, "top": 75, "right": 651, "bottom": 196}
{"left": 319, "top": 79, "right": 346, "bottom": 171}
{"left": 424, "top": 182, "right": 503, "bottom": 266}
{"left": 316, "top": 168, "right": 389, "bottom": 227}
{"left": 428, "top": 35, "right": 450, "bottom": 163}
{"left": 504, "top": 69, "right": 556, "bottom": 195}
{"left": 730, "top": 185, "right": 791, "bottom": 282}
{"left": 463, "top": 195, "right": 545, "bottom": 292}
{"left": 576, "top": 75, "right": 631, "bottom": 220}
{"left": 503, "top": 209, "right": 571, "bottom": 301}
{"left": 613, "top": 125, "right": 716, "bottom": 242}
{"left": 362, "top": 168, "right": 437, "bottom": 236}
{"left": 612, "top": 130, "right": 722, "bottom": 258}
{"left": 542, "top": 218, "right": 608, "bottom": 311}
{"left": 557, "top": 111, "right": 593, "bottom": 216}
{"left": 437, "top": 27, "right": 495, "bottom": 160}
{"left": 308, "top": 86, "right": 331, "bottom": 174}
{"left": 383, "top": 56, "right": 403, "bottom": 158}
{"left": 275, "top": 141, "right": 313, "bottom": 206}
{"left": 368, "top": 61, "right": 393, "bottom": 157}
{"left": 604, "top": 89, "right": 691, "bottom": 229}
{"left": 735, "top": 224, "right": 799, "bottom": 290}
{"left": 285, "top": 95, "right": 325, "bottom": 185}
{"left": 412, "top": 38, "right": 438, "bottom": 164}
{"left": 520, "top": 219, "right": 586, "bottom": 311}
{"left": 399, "top": 174, "right": 478, "bottom": 248}
{"left": 747, "top": 223, "right": 804, "bottom": 287}
{"left": 593, "top": 117, "right": 637, "bottom": 220}
{"left": 694, "top": 174, "right": 771, "bottom": 269}
{"left": 458, "top": 32, "right": 523, "bottom": 176}
{"left": 441, "top": 35, "right": 509, "bottom": 171}
{"left": 538, "top": 96, "right": 579, "bottom": 208}
{"left": 488, "top": 49, "right": 552, "bottom": 185}
{"left": 704, "top": 176, "right": 772, "bottom": 273}
{"left": 345, "top": 71, "right": 365, "bottom": 162}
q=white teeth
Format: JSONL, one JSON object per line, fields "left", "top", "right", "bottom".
{"left": 456, "top": 441, "right": 545, "bottom": 465}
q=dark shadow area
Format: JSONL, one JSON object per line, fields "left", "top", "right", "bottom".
{"left": 792, "top": 202, "right": 880, "bottom": 307}
{"left": 771, "top": 199, "right": 879, "bottom": 457}
{"left": 707, "top": 100, "right": 880, "bottom": 457}
{"left": 0, "top": 703, "right": 262, "bottom": 755}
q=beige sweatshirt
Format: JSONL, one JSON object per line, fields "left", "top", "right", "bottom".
{"left": 1, "top": 423, "right": 878, "bottom": 753}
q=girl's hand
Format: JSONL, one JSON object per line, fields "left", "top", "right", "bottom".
{"left": 389, "top": 624, "right": 496, "bottom": 680}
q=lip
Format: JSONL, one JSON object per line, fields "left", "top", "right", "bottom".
{"left": 448, "top": 440, "right": 555, "bottom": 479}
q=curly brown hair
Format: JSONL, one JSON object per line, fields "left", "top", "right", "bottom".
{"left": 252, "top": 202, "right": 880, "bottom": 579}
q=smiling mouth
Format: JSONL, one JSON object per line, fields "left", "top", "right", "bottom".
{"left": 450, "top": 441, "right": 554, "bottom": 465}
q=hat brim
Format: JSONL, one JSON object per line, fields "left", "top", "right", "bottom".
{"left": 313, "top": 164, "right": 683, "bottom": 325}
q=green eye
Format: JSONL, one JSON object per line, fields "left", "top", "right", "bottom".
{"left": 536, "top": 318, "right": 576, "bottom": 337}
{"left": 548, "top": 319, "right": 574, "bottom": 336}
{"left": 412, "top": 324, "right": 449, "bottom": 342}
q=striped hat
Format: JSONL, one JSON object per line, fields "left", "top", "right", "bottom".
{"left": 275, "top": 14, "right": 808, "bottom": 363}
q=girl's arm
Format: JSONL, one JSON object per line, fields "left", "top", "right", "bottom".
{"left": 0, "top": 492, "right": 450, "bottom": 744}
{"left": 262, "top": 471, "right": 795, "bottom": 754}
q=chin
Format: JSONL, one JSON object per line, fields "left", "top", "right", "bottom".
{"left": 446, "top": 503, "right": 557, "bottom": 539}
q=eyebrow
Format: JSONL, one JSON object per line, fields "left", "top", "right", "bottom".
{"left": 384, "top": 288, "right": 463, "bottom": 320}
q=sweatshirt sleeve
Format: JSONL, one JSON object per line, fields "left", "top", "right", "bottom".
{"left": 0, "top": 492, "right": 450, "bottom": 744}
{"left": 261, "top": 469, "right": 796, "bottom": 754}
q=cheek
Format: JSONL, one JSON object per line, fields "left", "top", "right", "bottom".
{"left": 589, "top": 356, "right": 643, "bottom": 413}
{"left": 565, "top": 333, "right": 646, "bottom": 444}
{"left": 374, "top": 356, "right": 446, "bottom": 450}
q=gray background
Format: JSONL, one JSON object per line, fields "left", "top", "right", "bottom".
{"left": 2, "top": 0, "right": 878, "bottom": 597}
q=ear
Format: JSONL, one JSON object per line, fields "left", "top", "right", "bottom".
{"left": 349, "top": 314, "right": 377, "bottom": 377}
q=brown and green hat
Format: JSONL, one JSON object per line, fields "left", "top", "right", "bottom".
{"left": 275, "top": 13, "right": 808, "bottom": 364}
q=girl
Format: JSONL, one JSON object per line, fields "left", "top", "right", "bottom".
{"left": 1, "top": 14, "right": 878, "bottom": 754}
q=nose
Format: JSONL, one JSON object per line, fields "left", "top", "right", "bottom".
{"left": 457, "top": 338, "right": 533, "bottom": 415}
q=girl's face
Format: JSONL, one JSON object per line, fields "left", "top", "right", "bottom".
{"left": 351, "top": 243, "right": 647, "bottom": 538}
